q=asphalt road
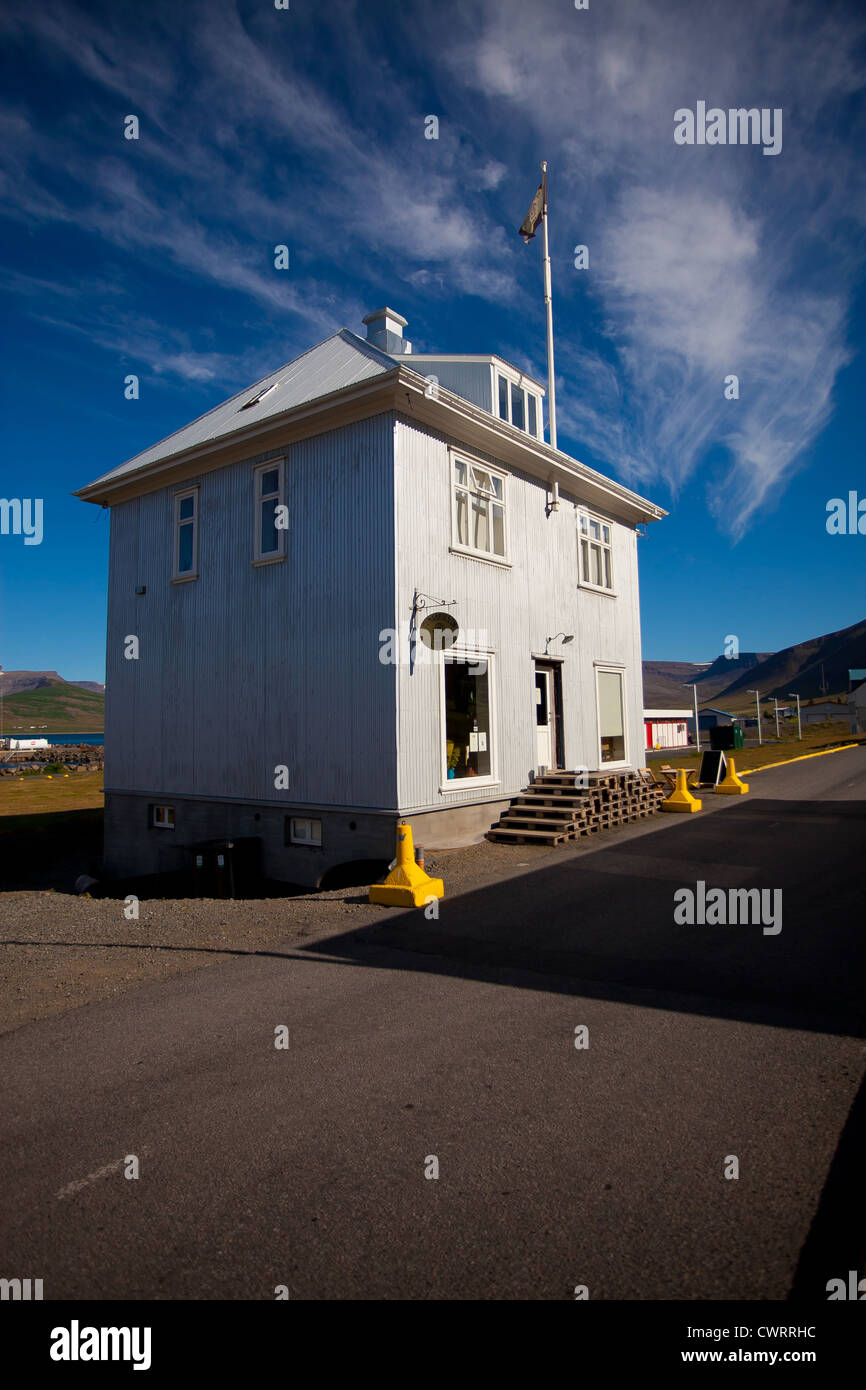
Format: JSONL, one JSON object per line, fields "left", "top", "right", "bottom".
{"left": 1, "top": 748, "right": 864, "bottom": 1300}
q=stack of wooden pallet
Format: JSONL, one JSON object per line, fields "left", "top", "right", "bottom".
{"left": 486, "top": 769, "right": 667, "bottom": 845}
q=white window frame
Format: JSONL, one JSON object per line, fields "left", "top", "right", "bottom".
{"left": 494, "top": 369, "right": 542, "bottom": 440}
{"left": 289, "top": 816, "right": 322, "bottom": 847}
{"left": 577, "top": 509, "right": 615, "bottom": 593}
{"left": 438, "top": 646, "right": 499, "bottom": 793}
{"left": 172, "top": 486, "right": 199, "bottom": 582}
{"left": 152, "top": 804, "right": 175, "bottom": 829}
{"left": 450, "top": 450, "right": 509, "bottom": 564}
{"left": 594, "top": 663, "right": 629, "bottom": 770}
{"left": 252, "top": 458, "right": 287, "bottom": 565}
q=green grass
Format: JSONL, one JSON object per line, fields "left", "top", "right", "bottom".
{"left": 1, "top": 681, "right": 104, "bottom": 734}
{"left": 0, "top": 769, "right": 105, "bottom": 818}
{"left": 654, "top": 720, "right": 860, "bottom": 775}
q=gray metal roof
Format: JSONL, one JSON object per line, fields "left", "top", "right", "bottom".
{"left": 82, "top": 330, "right": 396, "bottom": 490}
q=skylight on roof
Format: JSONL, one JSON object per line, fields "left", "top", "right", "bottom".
{"left": 240, "top": 382, "right": 278, "bottom": 410}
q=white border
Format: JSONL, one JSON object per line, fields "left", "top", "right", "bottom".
{"left": 449, "top": 447, "right": 510, "bottom": 564}
{"left": 577, "top": 507, "right": 616, "bottom": 595}
{"left": 594, "top": 663, "right": 629, "bottom": 770}
{"left": 438, "top": 645, "right": 499, "bottom": 793}
{"left": 252, "top": 457, "right": 287, "bottom": 565}
{"left": 172, "top": 486, "right": 199, "bottom": 581}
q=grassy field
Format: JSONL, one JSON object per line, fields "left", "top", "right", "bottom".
{"left": 0, "top": 772, "right": 105, "bottom": 891}
{"left": 1, "top": 681, "right": 104, "bottom": 734}
{"left": 0, "top": 770, "right": 105, "bottom": 819}
{"left": 651, "top": 720, "right": 861, "bottom": 775}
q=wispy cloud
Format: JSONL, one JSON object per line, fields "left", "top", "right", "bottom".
{"left": 442, "top": 0, "right": 866, "bottom": 534}
{"left": 1, "top": 0, "right": 864, "bottom": 537}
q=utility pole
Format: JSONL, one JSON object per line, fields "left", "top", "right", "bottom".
{"left": 748, "top": 690, "right": 762, "bottom": 746}
{"left": 774, "top": 697, "right": 780, "bottom": 739}
{"left": 789, "top": 692, "right": 802, "bottom": 742}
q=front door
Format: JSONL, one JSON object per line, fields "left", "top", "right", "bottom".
{"left": 535, "top": 666, "right": 554, "bottom": 771}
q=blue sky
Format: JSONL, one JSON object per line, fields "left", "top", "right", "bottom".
{"left": 1, "top": 0, "right": 865, "bottom": 681}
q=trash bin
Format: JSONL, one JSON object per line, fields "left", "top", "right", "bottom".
{"left": 710, "top": 725, "right": 745, "bottom": 751}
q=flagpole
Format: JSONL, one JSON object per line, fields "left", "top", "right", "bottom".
{"left": 540, "top": 160, "right": 557, "bottom": 450}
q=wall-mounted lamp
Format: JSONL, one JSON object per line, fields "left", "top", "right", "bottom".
{"left": 546, "top": 479, "right": 560, "bottom": 516}
{"left": 545, "top": 632, "right": 574, "bottom": 655}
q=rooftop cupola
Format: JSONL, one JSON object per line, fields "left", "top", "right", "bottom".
{"left": 362, "top": 307, "right": 411, "bottom": 355}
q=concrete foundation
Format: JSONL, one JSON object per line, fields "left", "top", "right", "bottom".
{"left": 103, "top": 791, "right": 506, "bottom": 890}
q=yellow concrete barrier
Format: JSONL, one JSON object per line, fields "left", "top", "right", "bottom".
{"left": 660, "top": 768, "right": 702, "bottom": 813}
{"left": 715, "top": 756, "right": 749, "bottom": 795}
{"left": 369, "top": 821, "right": 444, "bottom": 908}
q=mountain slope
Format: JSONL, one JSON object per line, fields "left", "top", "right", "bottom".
{"left": 1, "top": 679, "right": 104, "bottom": 733}
{"left": 713, "top": 617, "right": 866, "bottom": 701}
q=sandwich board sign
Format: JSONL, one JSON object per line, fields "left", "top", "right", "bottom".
{"left": 698, "top": 751, "right": 727, "bottom": 786}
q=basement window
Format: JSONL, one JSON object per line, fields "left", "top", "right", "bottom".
{"left": 287, "top": 816, "right": 322, "bottom": 847}
{"left": 151, "top": 804, "right": 175, "bottom": 829}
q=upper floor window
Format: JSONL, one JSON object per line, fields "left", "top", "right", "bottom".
{"left": 173, "top": 487, "right": 199, "bottom": 580}
{"left": 496, "top": 373, "right": 541, "bottom": 439}
{"left": 253, "top": 460, "right": 286, "bottom": 563}
{"left": 453, "top": 457, "right": 506, "bottom": 560}
{"left": 578, "top": 510, "right": 614, "bottom": 591}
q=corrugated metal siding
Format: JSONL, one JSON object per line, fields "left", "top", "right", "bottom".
{"left": 394, "top": 416, "right": 646, "bottom": 813}
{"left": 87, "top": 332, "right": 394, "bottom": 488}
{"left": 105, "top": 413, "right": 397, "bottom": 808}
{"left": 401, "top": 360, "right": 494, "bottom": 415}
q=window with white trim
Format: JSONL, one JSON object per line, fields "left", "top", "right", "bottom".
{"left": 253, "top": 460, "right": 286, "bottom": 562}
{"left": 453, "top": 457, "right": 506, "bottom": 560}
{"left": 578, "top": 510, "right": 614, "bottom": 591}
{"left": 496, "top": 373, "right": 541, "bottom": 439}
{"left": 287, "top": 816, "right": 322, "bottom": 847}
{"left": 441, "top": 652, "right": 495, "bottom": 785}
{"left": 151, "top": 804, "right": 175, "bottom": 829}
{"left": 173, "top": 488, "right": 199, "bottom": 579}
{"left": 597, "top": 668, "right": 627, "bottom": 765}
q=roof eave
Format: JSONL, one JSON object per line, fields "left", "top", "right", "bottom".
{"left": 75, "top": 364, "right": 666, "bottom": 525}
{"left": 393, "top": 365, "right": 666, "bottom": 525}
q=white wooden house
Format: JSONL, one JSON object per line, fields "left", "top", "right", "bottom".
{"left": 77, "top": 308, "right": 666, "bottom": 888}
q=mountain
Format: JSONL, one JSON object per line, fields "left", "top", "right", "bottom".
{"left": 0, "top": 670, "right": 104, "bottom": 696}
{"left": 710, "top": 617, "right": 866, "bottom": 702}
{"left": 0, "top": 669, "right": 67, "bottom": 696}
{"left": 690, "top": 650, "right": 774, "bottom": 701}
{"left": 642, "top": 661, "right": 709, "bottom": 707}
{"left": 694, "top": 651, "right": 773, "bottom": 685}
{"left": 0, "top": 674, "right": 105, "bottom": 733}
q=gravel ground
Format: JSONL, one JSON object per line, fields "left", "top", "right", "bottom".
{"left": 0, "top": 837, "right": 562, "bottom": 1036}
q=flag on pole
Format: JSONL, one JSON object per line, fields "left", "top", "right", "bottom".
{"left": 519, "top": 171, "right": 546, "bottom": 242}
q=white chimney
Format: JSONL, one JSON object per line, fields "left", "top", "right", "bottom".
{"left": 362, "top": 307, "right": 412, "bottom": 355}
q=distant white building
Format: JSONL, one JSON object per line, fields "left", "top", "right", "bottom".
{"left": 643, "top": 709, "right": 691, "bottom": 749}
{"left": 801, "top": 701, "right": 848, "bottom": 724}
{"left": 848, "top": 682, "right": 866, "bottom": 735}
{"left": 76, "top": 307, "right": 666, "bottom": 888}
